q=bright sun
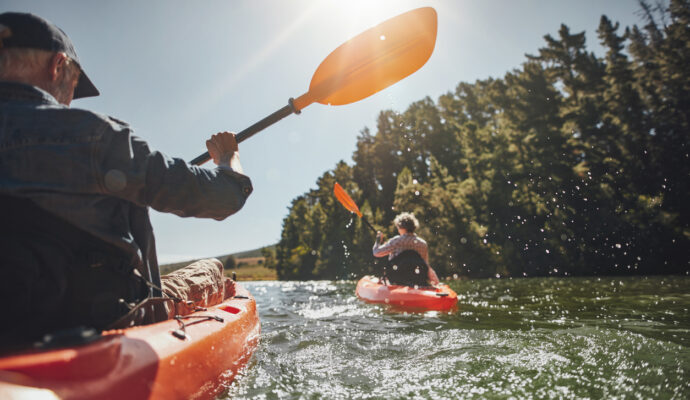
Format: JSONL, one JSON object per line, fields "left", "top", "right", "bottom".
{"left": 324, "top": 0, "right": 420, "bottom": 37}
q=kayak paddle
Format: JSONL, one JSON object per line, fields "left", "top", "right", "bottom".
{"left": 191, "top": 7, "right": 437, "bottom": 165}
{"left": 333, "top": 182, "right": 377, "bottom": 234}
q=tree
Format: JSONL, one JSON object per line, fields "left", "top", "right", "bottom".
{"left": 224, "top": 255, "right": 237, "bottom": 270}
{"left": 274, "top": 3, "right": 690, "bottom": 279}
{"left": 261, "top": 247, "right": 277, "bottom": 269}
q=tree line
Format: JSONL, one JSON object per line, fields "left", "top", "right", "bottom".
{"left": 272, "top": 1, "right": 689, "bottom": 280}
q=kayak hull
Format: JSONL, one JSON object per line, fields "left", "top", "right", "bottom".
{"left": 0, "top": 283, "right": 260, "bottom": 400}
{"left": 355, "top": 275, "right": 458, "bottom": 311}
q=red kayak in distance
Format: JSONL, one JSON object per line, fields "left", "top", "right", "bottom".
{"left": 0, "top": 283, "right": 260, "bottom": 400}
{"left": 356, "top": 275, "right": 458, "bottom": 311}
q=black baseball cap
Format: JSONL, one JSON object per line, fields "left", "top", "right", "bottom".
{"left": 0, "top": 12, "right": 99, "bottom": 99}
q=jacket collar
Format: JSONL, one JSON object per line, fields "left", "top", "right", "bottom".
{"left": 0, "top": 81, "right": 59, "bottom": 105}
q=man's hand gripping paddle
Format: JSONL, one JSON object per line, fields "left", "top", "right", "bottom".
{"left": 191, "top": 7, "right": 437, "bottom": 165}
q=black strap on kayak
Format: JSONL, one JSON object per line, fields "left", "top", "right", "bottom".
{"left": 130, "top": 268, "right": 188, "bottom": 305}
{"left": 137, "top": 270, "right": 230, "bottom": 340}
{"left": 171, "top": 314, "right": 225, "bottom": 340}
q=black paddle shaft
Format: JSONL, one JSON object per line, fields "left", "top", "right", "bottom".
{"left": 190, "top": 98, "right": 299, "bottom": 165}
{"left": 361, "top": 216, "right": 377, "bottom": 234}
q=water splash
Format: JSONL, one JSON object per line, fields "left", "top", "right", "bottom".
{"left": 224, "top": 277, "right": 690, "bottom": 399}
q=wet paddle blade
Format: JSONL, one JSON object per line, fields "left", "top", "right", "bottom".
{"left": 333, "top": 182, "right": 362, "bottom": 217}
{"left": 303, "top": 7, "right": 437, "bottom": 108}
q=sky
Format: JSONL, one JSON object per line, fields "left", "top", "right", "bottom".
{"left": 3, "top": 0, "right": 646, "bottom": 264}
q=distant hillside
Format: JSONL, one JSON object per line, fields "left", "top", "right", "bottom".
{"left": 231, "top": 246, "right": 274, "bottom": 259}
{"left": 160, "top": 244, "right": 276, "bottom": 275}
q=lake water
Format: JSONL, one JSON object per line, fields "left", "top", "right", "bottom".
{"left": 223, "top": 276, "right": 689, "bottom": 399}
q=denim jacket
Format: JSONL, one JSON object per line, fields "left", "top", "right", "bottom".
{"left": 0, "top": 81, "right": 253, "bottom": 295}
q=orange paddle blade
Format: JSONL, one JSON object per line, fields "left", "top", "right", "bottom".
{"left": 333, "top": 182, "right": 362, "bottom": 217}
{"left": 295, "top": 7, "right": 437, "bottom": 110}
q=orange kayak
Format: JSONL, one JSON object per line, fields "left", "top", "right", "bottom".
{"left": 356, "top": 275, "right": 458, "bottom": 311}
{"left": 0, "top": 283, "right": 260, "bottom": 400}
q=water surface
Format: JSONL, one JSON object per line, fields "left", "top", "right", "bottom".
{"left": 224, "top": 276, "right": 689, "bottom": 399}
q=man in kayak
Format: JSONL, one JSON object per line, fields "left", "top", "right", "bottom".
{"left": 373, "top": 212, "right": 440, "bottom": 286}
{"left": 0, "top": 12, "right": 252, "bottom": 343}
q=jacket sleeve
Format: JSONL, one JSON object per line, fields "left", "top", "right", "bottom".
{"left": 96, "top": 120, "right": 252, "bottom": 220}
{"left": 372, "top": 236, "right": 400, "bottom": 258}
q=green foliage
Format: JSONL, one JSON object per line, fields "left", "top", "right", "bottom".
{"left": 223, "top": 255, "right": 237, "bottom": 270}
{"left": 261, "top": 246, "right": 277, "bottom": 269}
{"left": 275, "top": 1, "right": 690, "bottom": 280}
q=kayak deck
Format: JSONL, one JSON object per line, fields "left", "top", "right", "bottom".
{"left": 0, "top": 283, "right": 260, "bottom": 400}
{"left": 356, "top": 275, "right": 458, "bottom": 311}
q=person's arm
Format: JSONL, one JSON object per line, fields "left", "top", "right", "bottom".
{"left": 373, "top": 234, "right": 400, "bottom": 258}
{"left": 97, "top": 124, "right": 252, "bottom": 220}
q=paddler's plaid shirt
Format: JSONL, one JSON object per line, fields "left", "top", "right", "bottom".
{"left": 373, "top": 233, "right": 429, "bottom": 266}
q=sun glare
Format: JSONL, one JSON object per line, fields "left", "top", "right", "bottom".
{"left": 325, "top": 0, "right": 414, "bottom": 37}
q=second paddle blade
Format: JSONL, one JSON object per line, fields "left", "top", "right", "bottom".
{"left": 334, "top": 182, "right": 363, "bottom": 217}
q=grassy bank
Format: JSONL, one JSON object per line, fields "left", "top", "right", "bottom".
{"left": 224, "top": 264, "right": 277, "bottom": 281}
{"left": 160, "top": 245, "right": 278, "bottom": 281}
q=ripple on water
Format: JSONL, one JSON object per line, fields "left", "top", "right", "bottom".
{"left": 222, "top": 277, "right": 690, "bottom": 399}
